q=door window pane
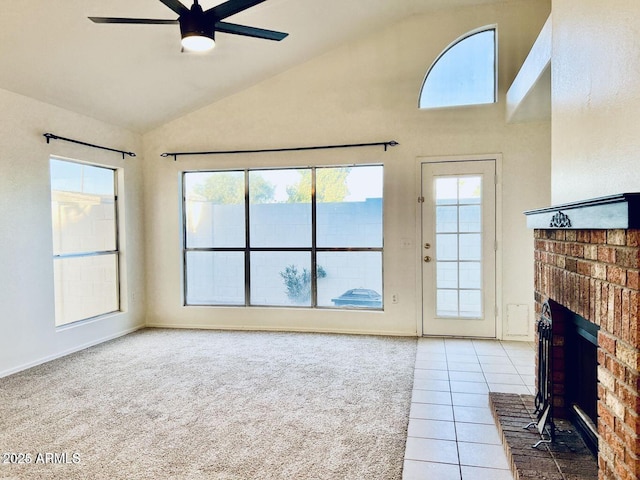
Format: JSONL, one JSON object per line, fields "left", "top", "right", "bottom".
{"left": 460, "top": 290, "right": 482, "bottom": 317}
{"left": 459, "top": 262, "right": 481, "bottom": 289}
{"left": 437, "top": 262, "right": 458, "bottom": 289}
{"left": 436, "top": 206, "right": 458, "bottom": 233}
{"left": 316, "top": 252, "right": 382, "bottom": 309}
{"left": 437, "top": 290, "right": 458, "bottom": 317}
{"left": 459, "top": 205, "right": 481, "bottom": 232}
{"left": 459, "top": 234, "right": 482, "bottom": 261}
{"left": 436, "top": 234, "right": 458, "bottom": 261}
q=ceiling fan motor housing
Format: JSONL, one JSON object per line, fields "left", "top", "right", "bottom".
{"left": 179, "top": 2, "right": 215, "bottom": 43}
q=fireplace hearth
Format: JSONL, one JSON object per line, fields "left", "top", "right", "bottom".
{"left": 525, "top": 193, "right": 640, "bottom": 480}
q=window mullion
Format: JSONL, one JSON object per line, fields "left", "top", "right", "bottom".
{"left": 311, "top": 167, "right": 317, "bottom": 307}
{"left": 244, "top": 169, "right": 251, "bottom": 307}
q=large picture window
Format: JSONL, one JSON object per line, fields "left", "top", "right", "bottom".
{"left": 183, "top": 165, "right": 383, "bottom": 309}
{"left": 50, "top": 158, "right": 120, "bottom": 326}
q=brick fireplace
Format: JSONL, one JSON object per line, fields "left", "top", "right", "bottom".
{"left": 525, "top": 194, "right": 640, "bottom": 480}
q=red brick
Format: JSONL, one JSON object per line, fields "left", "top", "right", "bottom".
{"left": 578, "top": 259, "right": 594, "bottom": 276}
{"left": 578, "top": 276, "right": 591, "bottom": 318}
{"left": 622, "top": 289, "right": 632, "bottom": 343}
{"left": 577, "top": 230, "right": 591, "bottom": 243}
{"left": 599, "top": 245, "right": 617, "bottom": 264}
{"left": 585, "top": 243, "right": 599, "bottom": 260}
{"left": 572, "top": 243, "right": 585, "bottom": 258}
{"left": 627, "top": 230, "right": 640, "bottom": 247}
{"left": 602, "top": 283, "right": 610, "bottom": 327}
{"left": 619, "top": 384, "right": 640, "bottom": 412}
{"left": 594, "top": 262, "right": 608, "bottom": 280}
{"left": 628, "top": 270, "right": 640, "bottom": 290}
{"left": 591, "top": 278, "right": 599, "bottom": 325}
{"left": 608, "top": 229, "right": 627, "bottom": 246}
{"left": 616, "top": 247, "right": 640, "bottom": 269}
{"left": 626, "top": 411, "right": 640, "bottom": 435}
{"left": 600, "top": 332, "right": 617, "bottom": 354}
{"left": 608, "top": 265, "right": 628, "bottom": 286}
{"left": 614, "top": 287, "right": 623, "bottom": 337}
{"left": 611, "top": 358, "right": 627, "bottom": 385}
{"left": 591, "top": 230, "right": 608, "bottom": 244}
{"left": 599, "top": 403, "right": 615, "bottom": 429}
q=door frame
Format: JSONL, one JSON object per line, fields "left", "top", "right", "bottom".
{"left": 414, "top": 154, "right": 503, "bottom": 338}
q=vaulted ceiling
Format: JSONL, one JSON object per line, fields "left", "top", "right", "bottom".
{"left": 0, "top": 0, "right": 511, "bottom": 132}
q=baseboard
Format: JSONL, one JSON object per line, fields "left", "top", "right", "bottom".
{"left": 0, "top": 325, "right": 144, "bottom": 379}
{"left": 144, "top": 322, "right": 416, "bottom": 338}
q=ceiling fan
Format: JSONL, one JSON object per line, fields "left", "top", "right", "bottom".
{"left": 89, "top": 0, "right": 288, "bottom": 52}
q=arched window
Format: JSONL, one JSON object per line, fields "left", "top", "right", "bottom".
{"left": 419, "top": 27, "right": 496, "bottom": 109}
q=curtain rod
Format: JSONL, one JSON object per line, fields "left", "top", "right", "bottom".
{"left": 43, "top": 133, "right": 136, "bottom": 159}
{"left": 160, "top": 140, "right": 399, "bottom": 161}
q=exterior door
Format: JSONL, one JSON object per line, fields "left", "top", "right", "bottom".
{"left": 421, "top": 160, "right": 496, "bottom": 337}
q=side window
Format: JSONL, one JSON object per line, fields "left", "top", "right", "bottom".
{"left": 50, "top": 158, "right": 120, "bottom": 326}
{"left": 419, "top": 28, "right": 497, "bottom": 109}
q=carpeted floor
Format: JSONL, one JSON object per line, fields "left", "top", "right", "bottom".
{"left": 0, "top": 329, "right": 416, "bottom": 480}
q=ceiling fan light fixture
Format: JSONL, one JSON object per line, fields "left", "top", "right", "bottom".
{"left": 181, "top": 33, "right": 215, "bottom": 52}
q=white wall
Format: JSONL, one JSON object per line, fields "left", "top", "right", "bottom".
{"left": 0, "top": 88, "right": 145, "bottom": 377}
{"left": 551, "top": 0, "right": 640, "bottom": 204}
{"left": 143, "top": 0, "right": 551, "bottom": 339}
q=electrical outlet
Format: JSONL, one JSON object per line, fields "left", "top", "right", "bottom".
{"left": 392, "top": 293, "right": 399, "bottom": 304}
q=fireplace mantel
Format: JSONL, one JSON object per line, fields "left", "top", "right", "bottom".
{"left": 524, "top": 193, "right": 640, "bottom": 229}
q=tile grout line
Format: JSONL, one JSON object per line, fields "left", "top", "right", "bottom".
{"left": 445, "top": 342, "right": 465, "bottom": 480}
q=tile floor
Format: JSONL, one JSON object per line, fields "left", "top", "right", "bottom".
{"left": 403, "top": 337, "right": 536, "bottom": 480}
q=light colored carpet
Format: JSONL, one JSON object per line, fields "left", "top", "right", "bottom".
{"left": 0, "top": 329, "right": 416, "bottom": 480}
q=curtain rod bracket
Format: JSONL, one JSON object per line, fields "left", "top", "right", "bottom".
{"left": 161, "top": 140, "right": 399, "bottom": 160}
{"left": 43, "top": 133, "right": 136, "bottom": 159}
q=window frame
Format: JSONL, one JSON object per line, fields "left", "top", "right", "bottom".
{"left": 50, "top": 157, "right": 121, "bottom": 326}
{"left": 181, "top": 165, "right": 384, "bottom": 310}
{"left": 418, "top": 26, "right": 498, "bottom": 110}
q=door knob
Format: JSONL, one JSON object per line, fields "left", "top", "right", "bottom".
{"left": 424, "top": 255, "right": 432, "bottom": 263}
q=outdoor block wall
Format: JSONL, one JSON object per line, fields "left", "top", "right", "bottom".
{"left": 185, "top": 199, "right": 383, "bottom": 306}
{"left": 533, "top": 229, "right": 640, "bottom": 480}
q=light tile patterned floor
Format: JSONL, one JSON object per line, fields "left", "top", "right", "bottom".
{"left": 403, "top": 337, "right": 536, "bottom": 480}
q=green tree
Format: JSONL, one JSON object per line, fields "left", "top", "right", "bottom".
{"left": 192, "top": 172, "right": 275, "bottom": 203}
{"left": 286, "top": 168, "right": 351, "bottom": 203}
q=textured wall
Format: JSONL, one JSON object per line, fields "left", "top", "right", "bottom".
{"left": 551, "top": 0, "right": 640, "bottom": 204}
{"left": 0, "top": 88, "right": 146, "bottom": 376}
{"left": 143, "top": 0, "right": 551, "bottom": 338}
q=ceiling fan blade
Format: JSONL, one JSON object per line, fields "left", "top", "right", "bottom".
{"left": 157, "top": 0, "right": 189, "bottom": 15}
{"left": 215, "top": 21, "right": 288, "bottom": 41}
{"left": 89, "top": 17, "right": 178, "bottom": 25}
{"left": 206, "top": 0, "right": 268, "bottom": 21}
